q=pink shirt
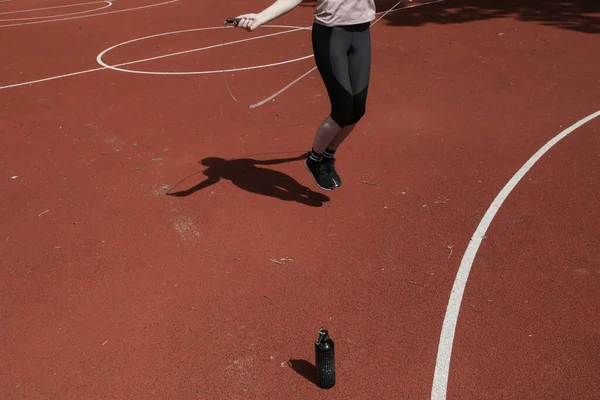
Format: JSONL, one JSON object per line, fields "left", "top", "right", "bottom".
{"left": 314, "top": 0, "right": 376, "bottom": 27}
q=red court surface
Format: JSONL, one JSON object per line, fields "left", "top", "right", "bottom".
{"left": 1, "top": 0, "right": 599, "bottom": 398}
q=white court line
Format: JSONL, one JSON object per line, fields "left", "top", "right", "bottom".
{"left": 0, "top": 67, "right": 107, "bottom": 90}
{"left": 96, "top": 25, "right": 313, "bottom": 75}
{"left": 248, "top": 0, "right": 446, "bottom": 108}
{"left": 0, "top": 0, "right": 176, "bottom": 28}
{"left": 0, "top": 1, "right": 109, "bottom": 15}
{"left": 0, "top": 1, "right": 111, "bottom": 22}
{"left": 430, "top": 110, "right": 600, "bottom": 400}
{"left": 0, "top": 0, "right": 443, "bottom": 90}
{"left": 0, "top": 25, "right": 308, "bottom": 90}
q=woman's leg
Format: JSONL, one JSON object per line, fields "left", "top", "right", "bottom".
{"left": 311, "top": 116, "right": 342, "bottom": 155}
{"left": 311, "top": 23, "right": 356, "bottom": 153}
{"left": 326, "top": 123, "right": 356, "bottom": 151}
{"left": 326, "top": 23, "right": 372, "bottom": 151}
{"left": 307, "top": 23, "right": 354, "bottom": 190}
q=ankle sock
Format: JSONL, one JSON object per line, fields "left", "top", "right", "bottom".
{"left": 309, "top": 149, "right": 324, "bottom": 162}
{"left": 323, "top": 148, "right": 336, "bottom": 159}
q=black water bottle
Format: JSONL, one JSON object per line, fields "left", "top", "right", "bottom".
{"left": 315, "top": 328, "right": 335, "bottom": 389}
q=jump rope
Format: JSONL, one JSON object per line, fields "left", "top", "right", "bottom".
{"left": 220, "top": 0, "right": 406, "bottom": 109}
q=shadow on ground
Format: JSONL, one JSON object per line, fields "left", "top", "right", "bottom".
{"left": 300, "top": 0, "right": 599, "bottom": 33}
{"left": 167, "top": 153, "right": 330, "bottom": 207}
{"left": 289, "top": 359, "right": 318, "bottom": 386}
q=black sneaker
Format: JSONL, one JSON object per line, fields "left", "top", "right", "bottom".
{"left": 305, "top": 157, "right": 337, "bottom": 191}
{"left": 323, "top": 157, "right": 341, "bottom": 188}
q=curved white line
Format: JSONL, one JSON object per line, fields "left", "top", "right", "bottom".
{"left": 0, "top": 24, "right": 310, "bottom": 90}
{"left": 0, "top": 1, "right": 111, "bottom": 22}
{"left": 0, "top": 0, "right": 177, "bottom": 28}
{"left": 0, "top": 1, "right": 108, "bottom": 15}
{"left": 96, "top": 25, "right": 312, "bottom": 75}
{"left": 430, "top": 110, "right": 600, "bottom": 400}
{"left": 247, "top": 0, "right": 445, "bottom": 108}
{"left": 105, "top": 54, "right": 314, "bottom": 75}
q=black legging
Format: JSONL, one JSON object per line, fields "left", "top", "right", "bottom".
{"left": 311, "top": 21, "right": 372, "bottom": 128}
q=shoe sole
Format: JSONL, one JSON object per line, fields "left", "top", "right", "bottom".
{"left": 305, "top": 160, "right": 335, "bottom": 191}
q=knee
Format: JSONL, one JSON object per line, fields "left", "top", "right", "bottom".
{"left": 330, "top": 90, "right": 368, "bottom": 127}
{"left": 332, "top": 107, "right": 365, "bottom": 127}
{"left": 350, "top": 106, "right": 366, "bottom": 125}
{"left": 331, "top": 108, "right": 356, "bottom": 128}
{"left": 331, "top": 103, "right": 367, "bottom": 127}
{"left": 350, "top": 89, "right": 368, "bottom": 125}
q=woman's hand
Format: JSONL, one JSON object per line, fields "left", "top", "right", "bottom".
{"left": 234, "top": 14, "right": 263, "bottom": 32}
{"left": 233, "top": 0, "right": 303, "bottom": 32}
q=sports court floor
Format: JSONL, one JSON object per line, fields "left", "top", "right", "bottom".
{"left": 1, "top": 0, "right": 599, "bottom": 398}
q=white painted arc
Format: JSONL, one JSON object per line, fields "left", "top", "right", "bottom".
{"left": 0, "top": 0, "right": 444, "bottom": 89}
{"left": 0, "top": 1, "right": 112, "bottom": 22}
{"left": 96, "top": 25, "right": 313, "bottom": 75}
{"left": 0, "top": 0, "right": 176, "bottom": 28}
{"left": 430, "top": 109, "right": 600, "bottom": 400}
{"left": 0, "top": 25, "right": 311, "bottom": 90}
{"left": 0, "top": 1, "right": 110, "bottom": 15}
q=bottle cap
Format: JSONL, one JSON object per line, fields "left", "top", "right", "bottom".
{"left": 316, "top": 329, "right": 329, "bottom": 345}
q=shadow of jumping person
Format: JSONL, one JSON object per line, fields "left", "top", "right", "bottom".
{"left": 167, "top": 153, "right": 330, "bottom": 207}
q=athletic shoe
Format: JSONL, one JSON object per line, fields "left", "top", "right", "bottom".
{"left": 323, "top": 157, "right": 341, "bottom": 188}
{"left": 305, "top": 157, "right": 337, "bottom": 191}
